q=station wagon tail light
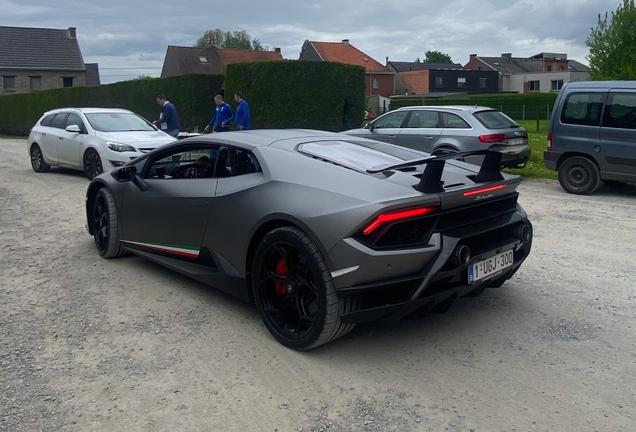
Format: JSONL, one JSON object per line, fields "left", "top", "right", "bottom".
{"left": 547, "top": 133, "right": 552, "bottom": 151}
{"left": 463, "top": 184, "right": 506, "bottom": 196}
{"left": 478, "top": 134, "right": 508, "bottom": 144}
{"left": 363, "top": 206, "right": 437, "bottom": 235}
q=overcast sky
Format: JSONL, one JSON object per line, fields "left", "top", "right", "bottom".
{"left": 1, "top": 0, "right": 622, "bottom": 84}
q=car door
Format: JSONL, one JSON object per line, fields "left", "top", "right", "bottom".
{"left": 57, "top": 112, "right": 87, "bottom": 168}
{"left": 600, "top": 91, "right": 636, "bottom": 179}
{"left": 396, "top": 110, "right": 442, "bottom": 151}
{"left": 119, "top": 144, "right": 219, "bottom": 259}
{"left": 44, "top": 113, "right": 69, "bottom": 164}
{"left": 366, "top": 110, "right": 409, "bottom": 144}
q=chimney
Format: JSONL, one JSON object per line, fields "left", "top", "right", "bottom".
{"left": 469, "top": 54, "right": 477, "bottom": 60}
{"left": 274, "top": 47, "right": 281, "bottom": 54}
{"left": 68, "top": 27, "right": 77, "bottom": 38}
{"left": 502, "top": 53, "right": 512, "bottom": 59}
{"left": 386, "top": 56, "right": 389, "bottom": 66}
{"left": 342, "top": 39, "right": 350, "bottom": 46}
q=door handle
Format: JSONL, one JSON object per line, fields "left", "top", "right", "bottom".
{"left": 188, "top": 200, "right": 208, "bottom": 208}
{"left": 42, "top": 132, "right": 47, "bottom": 136}
{"left": 58, "top": 136, "right": 64, "bottom": 140}
{"left": 423, "top": 136, "right": 433, "bottom": 140}
{"left": 387, "top": 135, "right": 396, "bottom": 140}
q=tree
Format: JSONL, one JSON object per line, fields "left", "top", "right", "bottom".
{"left": 194, "top": 29, "right": 263, "bottom": 51}
{"left": 424, "top": 50, "right": 453, "bottom": 63}
{"left": 586, "top": 0, "right": 636, "bottom": 80}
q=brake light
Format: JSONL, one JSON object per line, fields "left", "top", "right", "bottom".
{"left": 463, "top": 184, "right": 506, "bottom": 196}
{"left": 478, "top": 134, "right": 508, "bottom": 144}
{"left": 363, "top": 206, "right": 436, "bottom": 235}
{"left": 547, "top": 133, "right": 552, "bottom": 151}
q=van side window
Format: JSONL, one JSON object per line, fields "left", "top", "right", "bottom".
{"left": 603, "top": 93, "right": 636, "bottom": 130}
{"left": 561, "top": 93, "right": 603, "bottom": 126}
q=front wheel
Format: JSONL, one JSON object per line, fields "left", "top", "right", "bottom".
{"left": 558, "top": 156, "right": 601, "bottom": 195}
{"left": 252, "top": 226, "right": 359, "bottom": 350}
{"left": 92, "top": 188, "right": 125, "bottom": 258}
{"left": 84, "top": 149, "right": 103, "bottom": 180}
{"left": 30, "top": 144, "right": 51, "bottom": 173}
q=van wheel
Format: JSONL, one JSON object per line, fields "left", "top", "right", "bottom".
{"left": 558, "top": 156, "right": 601, "bottom": 195}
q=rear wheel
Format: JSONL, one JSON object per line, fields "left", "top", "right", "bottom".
{"left": 92, "top": 188, "right": 125, "bottom": 258}
{"left": 84, "top": 149, "right": 103, "bottom": 180}
{"left": 252, "top": 226, "right": 359, "bottom": 350}
{"left": 558, "top": 156, "right": 601, "bottom": 195}
{"left": 30, "top": 144, "right": 50, "bottom": 173}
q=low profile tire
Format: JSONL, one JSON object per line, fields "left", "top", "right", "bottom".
{"left": 92, "top": 188, "right": 125, "bottom": 258}
{"left": 84, "top": 148, "right": 103, "bottom": 180}
{"left": 252, "top": 226, "right": 359, "bottom": 350}
{"left": 558, "top": 156, "right": 601, "bottom": 195}
{"left": 30, "top": 144, "right": 50, "bottom": 173}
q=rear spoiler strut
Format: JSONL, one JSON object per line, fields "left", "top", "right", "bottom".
{"left": 367, "top": 146, "right": 505, "bottom": 194}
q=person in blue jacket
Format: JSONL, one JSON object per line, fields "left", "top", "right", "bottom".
{"left": 204, "top": 94, "right": 233, "bottom": 133}
{"left": 153, "top": 94, "right": 180, "bottom": 137}
{"left": 234, "top": 92, "right": 251, "bottom": 130}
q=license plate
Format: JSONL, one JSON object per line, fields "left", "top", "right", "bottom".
{"left": 468, "top": 250, "right": 514, "bottom": 283}
{"left": 508, "top": 138, "right": 525, "bottom": 145}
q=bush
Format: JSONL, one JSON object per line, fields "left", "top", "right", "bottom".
{"left": 0, "top": 74, "right": 224, "bottom": 136}
{"left": 225, "top": 60, "right": 366, "bottom": 131}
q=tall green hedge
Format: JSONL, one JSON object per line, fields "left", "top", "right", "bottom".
{"left": 0, "top": 74, "right": 224, "bottom": 136}
{"left": 225, "top": 60, "right": 366, "bottom": 131}
{"left": 390, "top": 92, "right": 558, "bottom": 120}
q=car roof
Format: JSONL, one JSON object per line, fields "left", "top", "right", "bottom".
{"left": 179, "top": 129, "right": 344, "bottom": 149}
{"left": 396, "top": 105, "right": 497, "bottom": 113}
{"left": 563, "top": 80, "right": 636, "bottom": 90}
{"left": 42, "top": 107, "right": 134, "bottom": 116}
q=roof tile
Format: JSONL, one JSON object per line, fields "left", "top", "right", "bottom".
{"left": 310, "top": 42, "right": 389, "bottom": 73}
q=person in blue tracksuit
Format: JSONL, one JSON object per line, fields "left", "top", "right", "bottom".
{"left": 234, "top": 92, "right": 251, "bottom": 130}
{"left": 204, "top": 94, "right": 233, "bottom": 133}
{"left": 153, "top": 94, "right": 180, "bottom": 137}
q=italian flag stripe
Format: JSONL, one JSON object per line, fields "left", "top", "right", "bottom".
{"left": 122, "top": 240, "right": 200, "bottom": 258}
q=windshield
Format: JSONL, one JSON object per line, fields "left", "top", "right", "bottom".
{"left": 473, "top": 110, "right": 521, "bottom": 129}
{"left": 85, "top": 112, "right": 155, "bottom": 132}
{"left": 298, "top": 141, "right": 405, "bottom": 172}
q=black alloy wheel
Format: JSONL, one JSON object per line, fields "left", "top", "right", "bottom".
{"left": 30, "top": 144, "right": 50, "bottom": 173}
{"left": 558, "top": 156, "right": 601, "bottom": 195}
{"left": 84, "top": 149, "right": 103, "bottom": 180}
{"left": 92, "top": 188, "right": 124, "bottom": 258}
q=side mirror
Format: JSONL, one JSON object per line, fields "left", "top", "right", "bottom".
{"left": 114, "top": 166, "right": 137, "bottom": 182}
{"left": 366, "top": 122, "right": 375, "bottom": 131}
{"left": 66, "top": 124, "right": 81, "bottom": 133}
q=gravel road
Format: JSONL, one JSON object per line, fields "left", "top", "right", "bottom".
{"left": 1, "top": 138, "right": 635, "bottom": 432}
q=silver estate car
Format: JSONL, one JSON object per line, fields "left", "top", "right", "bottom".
{"left": 344, "top": 106, "right": 531, "bottom": 168}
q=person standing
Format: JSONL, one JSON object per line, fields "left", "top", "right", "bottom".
{"left": 204, "top": 94, "right": 233, "bottom": 133}
{"left": 153, "top": 94, "right": 180, "bottom": 137}
{"left": 234, "top": 92, "right": 251, "bottom": 130}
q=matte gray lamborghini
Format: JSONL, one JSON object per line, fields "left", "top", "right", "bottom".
{"left": 85, "top": 129, "right": 533, "bottom": 350}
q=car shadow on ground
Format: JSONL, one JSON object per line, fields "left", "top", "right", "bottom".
{"left": 47, "top": 167, "right": 89, "bottom": 179}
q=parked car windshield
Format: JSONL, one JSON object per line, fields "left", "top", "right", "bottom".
{"left": 85, "top": 112, "right": 155, "bottom": 132}
{"left": 473, "top": 110, "right": 521, "bottom": 129}
{"left": 298, "top": 141, "right": 404, "bottom": 172}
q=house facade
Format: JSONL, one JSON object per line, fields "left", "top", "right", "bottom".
{"left": 464, "top": 52, "right": 589, "bottom": 93}
{"left": 161, "top": 46, "right": 283, "bottom": 78}
{"left": 0, "top": 26, "right": 98, "bottom": 94}
{"left": 299, "top": 40, "right": 395, "bottom": 97}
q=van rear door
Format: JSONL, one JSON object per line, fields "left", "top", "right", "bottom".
{"left": 600, "top": 91, "right": 636, "bottom": 180}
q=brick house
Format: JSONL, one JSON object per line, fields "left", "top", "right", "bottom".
{"left": 0, "top": 26, "right": 99, "bottom": 94}
{"left": 464, "top": 52, "right": 589, "bottom": 93}
{"left": 299, "top": 40, "right": 395, "bottom": 97}
{"left": 160, "top": 46, "right": 284, "bottom": 77}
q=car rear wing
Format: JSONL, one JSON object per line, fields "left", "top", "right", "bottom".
{"left": 367, "top": 145, "right": 510, "bottom": 194}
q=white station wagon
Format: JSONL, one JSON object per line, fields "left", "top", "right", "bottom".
{"left": 28, "top": 108, "right": 176, "bottom": 179}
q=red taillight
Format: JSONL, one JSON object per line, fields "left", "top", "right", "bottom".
{"left": 478, "top": 134, "right": 508, "bottom": 144}
{"left": 463, "top": 184, "right": 506, "bottom": 196}
{"left": 547, "top": 133, "right": 552, "bottom": 151}
{"left": 363, "top": 206, "right": 436, "bottom": 235}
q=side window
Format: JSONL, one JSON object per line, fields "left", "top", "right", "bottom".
{"left": 145, "top": 147, "right": 219, "bottom": 179}
{"left": 215, "top": 147, "right": 261, "bottom": 178}
{"left": 40, "top": 114, "right": 56, "bottom": 127}
{"left": 373, "top": 111, "right": 408, "bottom": 129}
{"left": 66, "top": 113, "right": 86, "bottom": 132}
{"left": 50, "top": 113, "right": 69, "bottom": 129}
{"left": 441, "top": 112, "right": 471, "bottom": 129}
{"left": 561, "top": 93, "right": 604, "bottom": 126}
{"left": 407, "top": 111, "right": 439, "bottom": 128}
{"left": 603, "top": 93, "right": 636, "bottom": 130}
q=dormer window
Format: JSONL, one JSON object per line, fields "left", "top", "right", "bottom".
{"left": 199, "top": 56, "right": 208, "bottom": 63}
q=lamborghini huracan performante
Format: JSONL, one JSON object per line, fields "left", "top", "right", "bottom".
{"left": 85, "top": 129, "right": 533, "bottom": 350}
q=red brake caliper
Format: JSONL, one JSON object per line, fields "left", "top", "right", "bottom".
{"left": 275, "top": 258, "right": 288, "bottom": 296}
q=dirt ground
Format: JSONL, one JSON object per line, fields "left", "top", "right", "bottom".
{"left": 1, "top": 138, "right": 635, "bottom": 432}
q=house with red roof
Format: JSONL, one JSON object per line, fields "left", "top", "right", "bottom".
{"left": 299, "top": 39, "right": 395, "bottom": 97}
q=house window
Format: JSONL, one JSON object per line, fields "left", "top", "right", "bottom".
{"left": 30, "top": 76, "right": 42, "bottom": 91}
{"left": 435, "top": 77, "right": 443, "bottom": 88}
{"left": 479, "top": 78, "right": 487, "bottom": 88}
{"left": 3, "top": 76, "right": 16, "bottom": 91}
{"left": 457, "top": 77, "right": 466, "bottom": 88}
{"left": 199, "top": 56, "right": 208, "bottom": 63}
{"left": 372, "top": 78, "right": 379, "bottom": 89}
{"left": 62, "top": 77, "right": 74, "bottom": 87}
{"left": 551, "top": 80, "right": 564, "bottom": 91}
{"left": 529, "top": 81, "right": 540, "bottom": 92}
{"left": 547, "top": 65, "right": 552, "bottom": 71}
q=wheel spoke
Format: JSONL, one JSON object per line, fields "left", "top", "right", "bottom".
{"left": 266, "top": 270, "right": 287, "bottom": 284}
